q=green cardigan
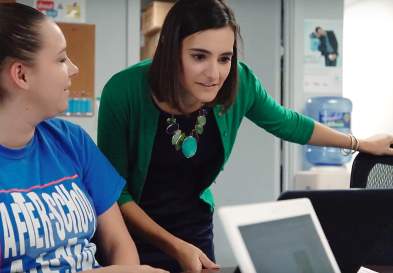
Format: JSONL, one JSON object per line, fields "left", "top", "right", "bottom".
{"left": 97, "top": 59, "right": 315, "bottom": 210}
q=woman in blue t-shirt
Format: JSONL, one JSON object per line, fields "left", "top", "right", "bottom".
{"left": 0, "top": 3, "right": 167, "bottom": 273}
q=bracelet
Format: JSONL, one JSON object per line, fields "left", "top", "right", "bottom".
{"left": 352, "top": 134, "right": 360, "bottom": 151}
{"left": 341, "top": 134, "right": 358, "bottom": 156}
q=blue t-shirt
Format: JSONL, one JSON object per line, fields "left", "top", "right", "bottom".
{"left": 0, "top": 118, "right": 125, "bottom": 272}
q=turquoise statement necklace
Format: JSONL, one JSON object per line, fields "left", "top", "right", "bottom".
{"left": 166, "top": 108, "right": 208, "bottom": 158}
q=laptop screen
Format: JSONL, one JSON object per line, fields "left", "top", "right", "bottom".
{"left": 239, "top": 214, "right": 335, "bottom": 273}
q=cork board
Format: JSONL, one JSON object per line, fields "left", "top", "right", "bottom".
{"left": 57, "top": 22, "right": 95, "bottom": 100}
{"left": 1, "top": 7, "right": 95, "bottom": 115}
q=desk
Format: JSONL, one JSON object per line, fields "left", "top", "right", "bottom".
{"left": 368, "top": 266, "right": 393, "bottom": 273}
{"left": 187, "top": 266, "right": 393, "bottom": 273}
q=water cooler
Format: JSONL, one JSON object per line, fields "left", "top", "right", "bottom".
{"left": 294, "top": 96, "right": 352, "bottom": 190}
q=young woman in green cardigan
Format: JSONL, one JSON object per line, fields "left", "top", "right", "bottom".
{"left": 98, "top": 0, "right": 393, "bottom": 272}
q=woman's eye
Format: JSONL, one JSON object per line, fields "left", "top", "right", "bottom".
{"left": 192, "top": 54, "right": 206, "bottom": 61}
{"left": 59, "top": 57, "right": 67, "bottom": 63}
{"left": 219, "top": 56, "right": 231, "bottom": 63}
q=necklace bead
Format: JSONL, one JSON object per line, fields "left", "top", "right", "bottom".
{"left": 182, "top": 136, "right": 198, "bottom": 158}
{"left": 166, "top": 123, "right": 179, "bottom": 135}
{"left": 166, "top": 108, "right": 208, "bottom": 158}
{"left": 195, "top": 124, "right": 204, "bottom": 135}
{"left": 197, "top": 115, "right": 206, "bottom": 126}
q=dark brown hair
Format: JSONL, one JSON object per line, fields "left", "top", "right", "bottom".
{"left": 0, "top": 3, "right": 46, "bottom": 102}
{"left": 149, "top": 0, "right": 240, "bottom": 113}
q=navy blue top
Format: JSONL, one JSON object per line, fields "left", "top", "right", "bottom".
{"left": 136, "top": 107, "right": 222, "bottom": 246}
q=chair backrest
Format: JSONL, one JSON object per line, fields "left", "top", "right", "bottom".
{"left": 350, "top": 152, "right": 393, "bottom": 265}
{"left": 350, "top": 152, "right": 393, "bottom": 188}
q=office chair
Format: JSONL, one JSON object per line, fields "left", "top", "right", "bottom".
{"left": 350, "top": 152, "right": 393, "bottom": 188}
{"left": 350, "top": 152, "right": 393, "bottom": 265}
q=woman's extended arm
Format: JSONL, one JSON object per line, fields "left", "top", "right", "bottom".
{"left": 308, "top": 122, "right": 393, "bottom": 155}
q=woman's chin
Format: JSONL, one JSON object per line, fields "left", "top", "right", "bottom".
{"left": 56, "top": 104, "right": 68, "bottom": 116}
{"left": 198, "top": 93, "right": 219, "bottom": 104}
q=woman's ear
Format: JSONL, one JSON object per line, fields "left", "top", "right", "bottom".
{"left": 9, "top": 61, "right": 31, "bottom": 90}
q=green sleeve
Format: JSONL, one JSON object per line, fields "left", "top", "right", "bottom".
{"left": 241, "top": 64, "right": 315, "bottom": 144}
{"left": 97, "top": 73, "right": 135, "bottom": 204}
{"left": 118, "top": 185, "right": 134, "bottom": 205}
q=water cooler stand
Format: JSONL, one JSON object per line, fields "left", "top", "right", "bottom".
{"left": 294, "top": 166, "right": 351, "bottom": 190}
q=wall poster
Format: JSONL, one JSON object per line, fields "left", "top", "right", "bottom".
{"left": 304, "top": 19, "right": 343, "bottom": 94}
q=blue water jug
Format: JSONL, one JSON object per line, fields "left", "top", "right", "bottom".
{"left": 305, "top": 96, "right": 353, "bottom": 166}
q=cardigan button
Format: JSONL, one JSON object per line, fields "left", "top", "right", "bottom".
{"left": 223, "top": 131, "right": 228, "bottom": 137}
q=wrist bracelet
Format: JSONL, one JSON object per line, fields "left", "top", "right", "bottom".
{"left": 352, "top": 134, "right": 360, "bottom": 151}
{"left": 341, "top": 134, "right": 358, "bottom": 156}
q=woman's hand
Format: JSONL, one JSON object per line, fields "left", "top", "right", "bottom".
{"left": 173, "top": 240, "right": 219, "bottom": 272}
{"left": 359, "top": 134, "right": 393, "bottom": 155}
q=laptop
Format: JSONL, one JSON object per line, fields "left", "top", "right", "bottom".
{"left": 218, "top": 198, "right": 342, "bottom": 273}
{"left": 278, "top": 189, "right": 393, "bottom": 273}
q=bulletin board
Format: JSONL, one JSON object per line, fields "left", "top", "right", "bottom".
{"left": 57, "top": 22, "right": 95, "bottom": 116}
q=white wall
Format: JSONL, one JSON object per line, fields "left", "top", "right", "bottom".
{"left": 69, "top": 0, "right": 135, "bottom": 140}
{"left": 212, "top": 0, "right": 282, "bottom": 266}
{"left": 283, "top": 0, "right": 344, "bottom": 190}
{"left": 343, "top": 0, "right": 393, "bottom": 138}
{"left": 69, "top": 0, "right": 140, "bottom": 139}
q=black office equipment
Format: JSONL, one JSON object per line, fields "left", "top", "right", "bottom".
{"left": 278, "top": 189, "right": 393, "bottom": 273}
{"left": 351, "top": 152, "right": 393, "bottom": 189}
{"left": 350, "top": 152, "right": 393, "bottom": 265}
